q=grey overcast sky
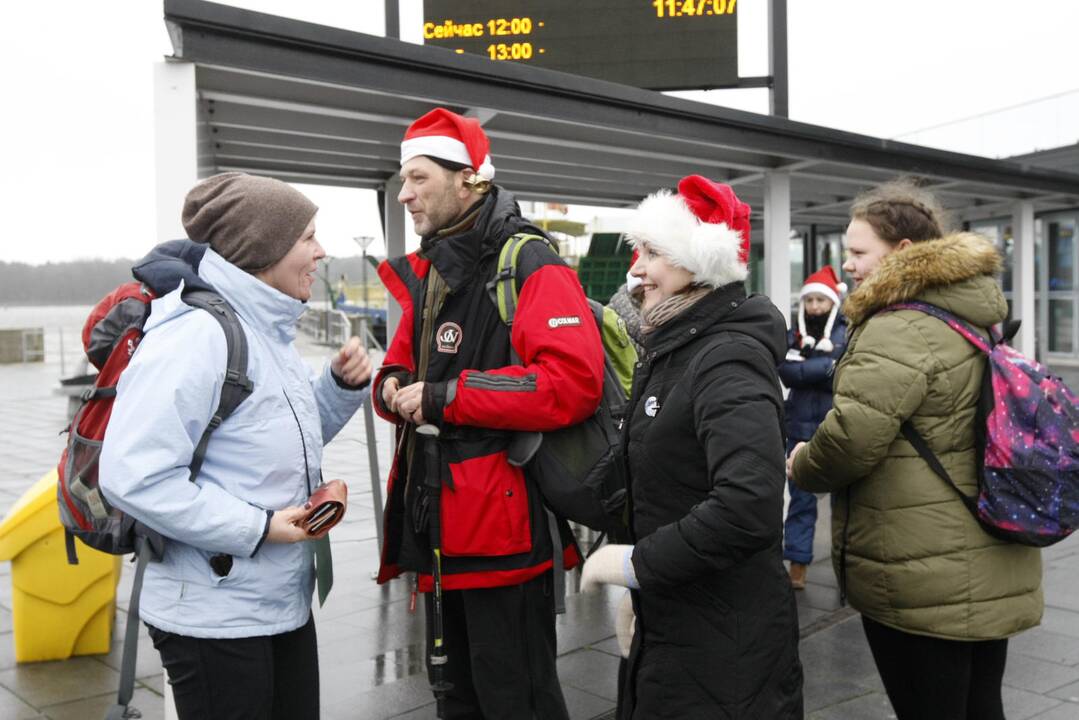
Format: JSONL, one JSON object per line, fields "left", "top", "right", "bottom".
{"left": 1, "top": 1, "right": 1077, "bottom": 264}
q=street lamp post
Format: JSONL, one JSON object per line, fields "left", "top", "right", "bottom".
{"left": 352, "top": 235, "right": 377, "bottom": 350}
{"left": 353, "top": 235, "right": 375, "bottom": 310}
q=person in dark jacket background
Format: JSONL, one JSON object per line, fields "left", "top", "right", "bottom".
{"left": 581, "top": 175, "right": 803, "bottom": 719}
{"left": 777, "top": 265, "right": 848, "bottom": 589}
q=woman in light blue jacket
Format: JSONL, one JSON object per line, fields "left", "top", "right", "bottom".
{"left": 100, "top": 172, "right": 371, "bottom": 719}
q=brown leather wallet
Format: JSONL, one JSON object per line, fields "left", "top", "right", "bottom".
{"left": 302, "top": 479, "right": 348, "bottom": 536}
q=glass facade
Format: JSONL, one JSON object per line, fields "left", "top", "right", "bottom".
{"left": 754, "top": 210, "right": 1079, "bottom": 366}
{"left": 968, "top": 213, "right": 1079, "bottom": 361}
{"left": 1045, "top": 214, "right": 1078, "bottom": 356}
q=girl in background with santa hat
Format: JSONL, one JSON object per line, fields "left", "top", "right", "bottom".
{"left": 777, "top": 266, "right": 848, "bottom": 589}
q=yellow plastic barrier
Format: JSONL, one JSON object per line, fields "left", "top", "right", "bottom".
{"left": 0, "top": 470, "right": 121, "bottom": 662}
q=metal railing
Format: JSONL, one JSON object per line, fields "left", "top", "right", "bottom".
{"left": 299, "top": 307, "right": 352, "bottom": 347}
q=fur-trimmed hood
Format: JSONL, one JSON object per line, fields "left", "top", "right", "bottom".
{"left": 843, "top": 232, "right": 1003, "bottom": 326}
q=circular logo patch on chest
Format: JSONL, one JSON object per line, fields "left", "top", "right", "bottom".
{"left": 644, "top": 395, "right": 660, "bottom": 417}
{"left": 436, "top": 322, "right": 463, "bottom": 354}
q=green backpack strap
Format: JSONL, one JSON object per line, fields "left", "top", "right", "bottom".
{"left": 489, "top": 232, "right": 637, "bottom": 398}
{"left": 599, "top": 305, "right": 636, "bottom": 398}
{"left": 489, "top": 232, "right": 552, "bottom": 328}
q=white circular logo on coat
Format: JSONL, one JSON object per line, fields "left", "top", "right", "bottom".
{"left": 644, "top": 396, "right": 659, "bottom": 417}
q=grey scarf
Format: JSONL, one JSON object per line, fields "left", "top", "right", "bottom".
{"left": 640, "top": 286, "right": 711, "bottom": 334}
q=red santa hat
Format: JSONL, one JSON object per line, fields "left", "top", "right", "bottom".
{"left": 400, "top": 108, "right": 495, "bottom": 182}
{"left": 624, "top": 175, "right": 751, "bottom": 288}
{"left": 798, "top": 266, "right": 847, "bottom": 353}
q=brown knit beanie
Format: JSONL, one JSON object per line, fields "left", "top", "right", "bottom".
{"left": 182, "top": 172, "right": 318, "bottom": 273}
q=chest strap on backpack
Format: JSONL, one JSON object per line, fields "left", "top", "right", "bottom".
{"left": 182, "top": 289, "right": 254, "bottom": 481}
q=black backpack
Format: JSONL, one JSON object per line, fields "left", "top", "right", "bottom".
{"left": 488, "top": 233, "right": 631, "bottom": 535}
{"left": 487, "top": 233, "right": 633, "bottom": 610}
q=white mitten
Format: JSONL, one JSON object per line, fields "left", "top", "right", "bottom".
{"left": 580, "top": 544, "right": 637, "bottom": 593}
{"left": 615, "top": 590, "right": 636, "bottom": 658}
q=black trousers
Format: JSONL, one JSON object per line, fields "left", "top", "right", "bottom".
{"left": 147, "top": 614, "right": 319, "bottom": 720}
{"left": 861, "top": 615, "right": 1008, "bottom": 720}
{"left": 425, "top": 570, "right": 569, "bottom": 720}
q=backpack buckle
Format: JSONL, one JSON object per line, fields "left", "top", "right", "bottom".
{"left": 224, "top": 370, "right": 254, "bottom": 393}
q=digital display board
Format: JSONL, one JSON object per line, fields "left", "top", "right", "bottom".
{"left": 422, "top": 0, "right": 738, "bottom": 91}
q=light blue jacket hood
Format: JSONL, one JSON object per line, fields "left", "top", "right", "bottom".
{"left": 100, "top": 248, "right": 367, "bottom": 638}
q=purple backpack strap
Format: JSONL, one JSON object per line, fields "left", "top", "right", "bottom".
{"left": 884, "top": 301, "right": 995, "bottom": 354}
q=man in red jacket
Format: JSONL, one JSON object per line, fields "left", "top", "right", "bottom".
{"left": 373, "top": 108, "right": 604, "bottom": 718}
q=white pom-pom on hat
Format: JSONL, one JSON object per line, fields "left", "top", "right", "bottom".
{"left": 797, "top": 265, "right": 846, "bottom": 355}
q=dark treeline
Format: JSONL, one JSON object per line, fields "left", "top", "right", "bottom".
{"left": 1, "top": 259, "right": 135, "bottom": 305}
{"left": 1, "top": 255, "right": 382, "bottom": 305}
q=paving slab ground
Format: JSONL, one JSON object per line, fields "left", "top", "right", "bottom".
{"left": 1, "top": 313, "right": 1077, "bottom": 718}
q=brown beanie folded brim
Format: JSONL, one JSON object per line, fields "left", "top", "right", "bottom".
{"left": 182, "top": 172, "right": 318, "bottom": 273}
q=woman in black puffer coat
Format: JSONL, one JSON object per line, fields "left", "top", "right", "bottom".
{"left": 581, "top": 176, "right": 803, "bottom": 720}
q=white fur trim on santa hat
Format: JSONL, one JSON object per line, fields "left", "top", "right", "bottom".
{"left": 626, "top": 191, "right": 747, "bottom": 288}
{"left": 401, "top": 138, "right": 496, "bottom": 181}
{"left": 800, "top": 281, "right": 841, "bottom": 305}
{"left": 402, "top": 136, "right": 469, "bottom": 167}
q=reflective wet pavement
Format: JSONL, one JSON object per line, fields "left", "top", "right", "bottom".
{"left": 1, "top": 317, "right": 1078, "bottom": 719}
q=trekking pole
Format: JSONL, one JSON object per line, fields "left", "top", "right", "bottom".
{"left": 419, "top": 424, "right": 453, "bottom": 717}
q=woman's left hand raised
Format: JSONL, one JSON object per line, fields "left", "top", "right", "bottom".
{"left": 332, "top": 336, "right": 372, "bottom": 387}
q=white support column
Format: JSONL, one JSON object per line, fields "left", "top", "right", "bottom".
{"left": 763, "top": 171, "right": 792, "bottom": 326}
{"left": 1038, "top": 217, "right": 1050, "bottom": 361}
{"left": 383, "top": 175, "right": 407, "bottom": 342}
{"left": 155, "top": 62, "right": 197, "bottom": 720}
{"left": 1012, "top": 200, "right": 1036, "bottom": 356}
{"left": 154, "top": 61, "right": 199, "bottom": 243}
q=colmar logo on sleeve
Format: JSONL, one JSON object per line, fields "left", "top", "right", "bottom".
{"left": 547, "top": 316, "right": 582, "bottom": 329}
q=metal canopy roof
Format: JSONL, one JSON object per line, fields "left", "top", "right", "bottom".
{"left": 1011, "top": 143, "right": 1079, "bottom": 176}
{"left": 165, "top": 0, "right": 1079, "bottom": 229}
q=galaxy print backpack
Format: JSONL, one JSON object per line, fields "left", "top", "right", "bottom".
{"left": 886, "top": 301, "right": 1079, "bottom": 547}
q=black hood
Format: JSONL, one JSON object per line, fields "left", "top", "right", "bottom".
{"left": 645, "top": 283, "right": 788, "bottom": 365}
{"left": 132, "top": 239, "right": 218, "bottom": 297}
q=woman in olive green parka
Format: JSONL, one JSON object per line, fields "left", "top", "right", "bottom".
{"left": 789, "top": 181, "right": 1042, "bottom": 720}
